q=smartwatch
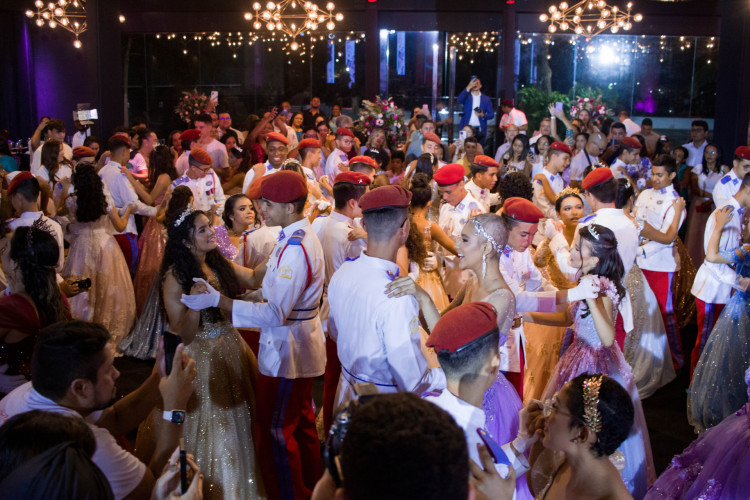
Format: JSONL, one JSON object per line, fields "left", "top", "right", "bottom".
{"left": 163, "top": 410, "right": 186, "bottom": 424}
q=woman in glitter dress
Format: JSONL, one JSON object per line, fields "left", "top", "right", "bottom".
{"left": 136, "top": 208, "right": 266, "bottom": 499}
{"left": 213, "top": 194, "right": 256, "bottom": 261}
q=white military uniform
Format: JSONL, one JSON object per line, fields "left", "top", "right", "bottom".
{"left": 438, "top": 191, "right": 485, "bottom": 297}
{"left": 171, "top": 171, "right": 226, "bottom": 216}
{"left": 235, "top": 225, "right": 281, "bottom": 270}
{"left": 712, "top": 170, "right": 742, "bottom": 209}
{"left": 691, "top": 198, "right": 743, "bottom": 305}
{"left": 241, "top": 161, "right": 281, "bottom": 195}
{"left": 99, "top": 161, "right": 157, "bottom": 234}
{"left": 324, "top": 148, "right": 349, "bottom": 180}
{"left": 232, "top": 218, "right": 326, "bottom": 378}
{"left": 175, "top": 151, "right": 190, "bottom": 176}
{"left": 466, "top": 179, "right": 500, "bottom": 212}
{"left": 532, "top": 167, "right": 564, "bottom": 245}
{"left": 328, "top": 251, "right": 446, "bottom": 409}
{"left": 634, "top": 185, "right": 686, "bottom": 272}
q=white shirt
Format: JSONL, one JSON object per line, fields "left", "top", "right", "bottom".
{"left": 72, "top": 129, "right": 90, "bottom": 149}
{"left": 438, "top": 192, "right": 485, "bottom": 297}
{"left": 171, "top": 171, "right": 226, "bottom": 216}
{"left": 36, "top": 163, "right": 73, "bottom": 189}
{"left": 176, "top": 152, "right": 190, "bottom": 177}
{"left": 469, "top": 93, "right": 482, "bottom": 128}
{"left": 634, "top": 185, "right": 685, "bottom": 272}
{"left": 232, "top": 218, "right": 326, "bottom": 378}
{"left": 235, "top": 225, "right": 281, "bottom": 270}
{"left": 533, "top": 168, "right": 564, "bottom": 221}
{"left": 273, "top": 124, "right": 298, "bottom": 150}
{"left": 682, "top": 140, "right": 708, "bottom": 168}
{"left": 129, "top": 152, "right": 148, "bottom": 175}
{"left": 691, "top": 165, "right": 723, "bottom": 195}
{"left": 712, "top": 170, "right": 742, "bottom": 208}
{"left": 570, "top": 150, "right": 597, "bottom": 182}
{"left": 324, "top": 147, "right": 349, "bottom": 180}
{"left": 329, "top": 251, "right": 446, "bottom": 409}
{"left": 241, "top": 162, "right": 280, "bottom": 196}
{"left": 99, "top": 161, "right": 157, "bottom": 234}
{"left": 499, "top": 108, "right": 527, "bottom": 132}
{"left": 31, "top": 142, "right": 73, "bottom": 174}
{"left": 622, "top": 118, "right": 641, "bottom": 137}
{"left": 691, "top": 198, "right": 743, "bottom": 304}
{"left": 201, "top": 138, "right": 229, "bottom": 170}
{"left": 494, "top": 142, "right": 511, "bottom": 164}
{"left": 0, "top": 383, "right": 146, "bottom": 500}
{"left": 610, "top": 157, "right": 630, "bottom": 180}
{"left": 465, "top": 179, "right": 500, "bottom": 212}
{"left": 8, "top": 212, "right": 65, "bottom": 274}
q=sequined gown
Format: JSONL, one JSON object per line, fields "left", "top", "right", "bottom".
{"left": 133, "top": 192, "right": 167, "bottom": 316}
{"left": 623, "top": 265, "right": 676, "bottom": 399}
{"left": 646, "top": 367, "right": 750, "bottom": 500}
{"left": 415, "top": 221, "right": 450, "bottom": 311}
{"left": 541, "top": 300, "right": 656, "bottom": 499}
{"left": 136, "top": 308, "right": 262, "bottom": 500}
{"left": 688, "top": 247, "right": 750, "bottom": 433}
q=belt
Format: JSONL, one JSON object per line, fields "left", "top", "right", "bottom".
{"left": 342, "top": 365, "right": 397, "bottom": 388}
{"left": 286, "top": 306, "right": 319, "bottom": 321}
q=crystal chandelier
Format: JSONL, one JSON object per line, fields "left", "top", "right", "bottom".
{"left": 244, "top": 1, "right": 343, "bottom": 47}
{"left": 26, "top": 0, "right": 87, "bottom": 48}
{"left": 539, "top": 0, "right": 642, "bottom": 38}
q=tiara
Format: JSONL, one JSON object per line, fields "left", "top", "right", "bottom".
{"left": 282, "top": 158, "right": 302, "bottom": 168}
{"left": 582, "top": 375, "right": 603, "bottom": 433}
{"left": 556, "top": 186, "right": 580, "bottom": 201}
{"left": 472, "top": 218, "right": 502, "bottom": 255}
{"left": 27, "top": 216, "right": 55, "bottom": 252}
{"left": 588, "top": 224, "right": 600, "bottom": 240}
{"left": 173, "top": 207, "right": 195, "bottom": 227}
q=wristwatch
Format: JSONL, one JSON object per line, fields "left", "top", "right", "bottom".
{"left": 162, "top": 410, "right": 186, "bottom": 424}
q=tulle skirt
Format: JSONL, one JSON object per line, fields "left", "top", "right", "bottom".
{"left": 133, "top": 217, "right": 166, "bottom": 316}
{"left": 416, "top": 268, "right": 450, "bottom": 312}
{"left": 687, "top": 290, "right": 750, "bottom": 433}
{"left": 645, "top": 403, "right": 750, "bottom": 500}
{"left": 118, "top": 278, "right": 166, "bottom": 360}
{"left": 541, "top": 336, "right": 656, "bottom": 499}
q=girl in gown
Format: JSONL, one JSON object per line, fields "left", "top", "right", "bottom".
{"left": 540, "top": 224, "right": 656, "bottom": 499}
{"left": 387, "top": 213, "right": 532, "bottom": 500}
{"left": 647, "top": 367, "right": 750, "bottom": 500}
{"left": 688, "top": 205, "right": 750, "bottom": 433}
{"left": 214, "top": 194, "right": 255, "bottom": 261}
{"left": 128, "top": 145, "right": 177, "bottom": 315}
{"left": 119, "top": 186, "right": 194, "bottom": 359}
{"left": 136, "top": 208, "right": 265, "bottom": 499}
{"left": 61, "top": 163, "right": 136, "bottom": 350}
{"left": 684, "top": 144, "right": 726, "bottom": 267}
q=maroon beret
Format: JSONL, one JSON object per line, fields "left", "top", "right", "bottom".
{"left": 423, "top": 132, "right": 442, "bottom": 145}
{"left": 265, "top": 131, "right": 289, "bottom": 145}
{"left": 7, "top": 171, "right": 33, "bottom": 197}
{"left": 179, "top": 129, "right": 201, "bottom": 142}
{"left": 349, "top": 156, "right": 378, "bottom": 169}
{"left": 549, "top": 142, "right": 573, "bottom": 156}
{"left": 108, "top": 133, "right": 132, "bottom": 147}
{"left": 735, "top": 146, "right": 750, "bottom": 160}
{"left": 473, "top": 155, "right": 499, "bottom": 168}
{"left": 500, "top": 99, "right": 514, "bottom": 108}
{"left": 245, "top": 176, "right": 265, "bottom": 200}
{"left": 334, "top": 171, "right": 372, "bottom": 185}
{"left": 581, "top": 166, "right": 614, "bottom": 190}
{"left": 503, "top": 197, "right": 543, "bottom": 223}
{"left": 621, "top": 136, "right": 642, "bottom": 150}
{"left": 298, "top": 138, "right": 322, "bottom": 149}
{"left": 260, "top": 170, "right": 308, "bottom": 203}
{"left": 433, "top": 163, "right": 466, "bottom": 186}
{"left": 188, "top": 148, "right": 213, "bottom": 167}
{"left": 426, "top": 302, "right": 498, "bottom": 354}
{"left": 359, "top": 185, "right": 412, "bottom": 212}
{"left": 72, "top": 146, "right": 96, "bottom": 159}
{"left": 336, "top": 128, "right": 355, "bottom": 138}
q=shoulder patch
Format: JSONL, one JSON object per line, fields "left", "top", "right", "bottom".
{"left": 288, "top": 229, "right": 306, "bottom": 245}
{"left": 421, "top": 390, "right": 442, "bottom": 398}
{"left": 721, "top": 175, "right": 731, "bottom": 184}
{"left": 580, "top": 213, "right": 597, "bottom": 223}
{"left": 278, "top": 265, "right": 293, "bottom": 279}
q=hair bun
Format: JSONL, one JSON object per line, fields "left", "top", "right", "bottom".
{"left": 410, "top": 173, "right": 430, "bottom": 190}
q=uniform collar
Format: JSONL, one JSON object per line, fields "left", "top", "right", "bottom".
{"left": 278, "top": 217, "right": 310, "bottom": 241}
{"left": 453, "top": 192, "right": 475, "bottom": 210}
{"left": 433, "top": 389, "right": 486, "bottom": 429}
{"left": 330, "top": 210, "right": 353, "bottom": 225}
{"left": 359, "top": 250, "right": 401, "bottom": 279}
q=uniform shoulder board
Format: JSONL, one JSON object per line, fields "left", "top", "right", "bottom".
{"left": 288, "top": 229, "right": 306, "bottom": 245}
{"left": 721, "top": 175, "right": 732, "bottom": 184}
{"left": 421, "top": 390, "right": 442, "bottom": 398}
{"left": 580, "top": 213, "right": 597, "bottom": 223}
{"left": 644, "top": 186, "right": 653, "bottom": 190}
{"left": 345, "top": 255, "right": 360, "bottom": 262}
{"left": 172, "top": 176, "right": 188, "bottom": 186}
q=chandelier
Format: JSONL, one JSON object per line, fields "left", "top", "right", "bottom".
{"left": 244, "top": 1, "right": 343, "bottom": 46}
{"left": 449, "top": 32, "right": 500, "bottom": 63}
{"left": 26, "top": 0, "right": 87, "bottom": 48}
{"left": 539, "top": 0, "right": 642, "bottom": 38}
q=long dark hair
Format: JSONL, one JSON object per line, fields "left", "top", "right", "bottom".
{"left": 405, "top": 221, "right": 427, "bottom": 268}
{"left": 509, "top": 135, "right": 530, "bottom": 163}
{"left": 578, "top": 224, "right": 626, "bottom": 303}
{"left": 71, "top": 163, "right": 108, "bottom": 223}
{"left": 700, "top": 143, "right": 722, "bottom": 176}
{"left": 221, "top": 194, "right": 251, "bottom": 230}
{"left": 9, "top": 223, "right": 67, "bottom": 326}
{"left": 148, "top": 145, "right": 178, "bottom": 191}
{"left": 164, "top": 186, "right": 194, "bottom": 225}
{"left": 40, "top": 140, "right": 62, "bottom": 184}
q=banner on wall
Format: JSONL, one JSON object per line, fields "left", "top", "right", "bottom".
{"left": 346, "top": 40, "right": 355, "bottom": 88}
{"left": 397, "top": 31, "right": 405, "bottom": 75}
{"left": 327, "top": 40, "right": 335, "bottom": 83}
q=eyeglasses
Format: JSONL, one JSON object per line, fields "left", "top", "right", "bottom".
{"left": 543, "top": 396, "right": 573, "bottom": 418}
{"left": 191, "top": 164, "right": 212, "bottom": 173}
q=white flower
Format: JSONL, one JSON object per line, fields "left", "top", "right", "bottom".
{"left": 376, "top": 119, "right": 384, "bottom": 126}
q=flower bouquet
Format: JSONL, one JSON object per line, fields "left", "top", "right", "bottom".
{"left": 174, "top": 89, "right": 213, "bottom": 124}
{"left": 570, "top": 91, "right": 612, "bottom": 128}
{"left": 359, "top": 96, "right": 408, "bottom": 148}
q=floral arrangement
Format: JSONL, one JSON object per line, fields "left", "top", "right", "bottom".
{"left": 570, "top": 91, "right": 612, "bottom": 128}
{"left": 359, "top": 96, "right": 408, "bottom": 147}
{"left": 174, "top": 89, "right": 214, "bottom": 124}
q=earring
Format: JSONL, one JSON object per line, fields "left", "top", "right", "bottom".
{"left": 481, "top": 253, "right": 487, "bottom": 279}
{"left": 573, "top": 439, "right": 578, "bottom": 443}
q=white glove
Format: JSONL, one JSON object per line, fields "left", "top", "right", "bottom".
{"left": 511, "top": 400, "right": 541, "bottom": 454}
{"left": 544, "top": 219, "right": 562, "bottom": 240}
{"left": 568, "top": 275, "right": 601, "bottom": 302}
{"left": 422, "top": 252, "right": 439, "bottom": 272}
{"left": 0, "top": 364, "right": 28, "bottom": 394}
{"left": 180, "top": 278, "right": 220, "bottom": 310}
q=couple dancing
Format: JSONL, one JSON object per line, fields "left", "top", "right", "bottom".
{"left": 386, "top": 197, "right": 654, "bottom": 499}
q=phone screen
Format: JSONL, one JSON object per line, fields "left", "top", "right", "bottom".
{"left": 163, "top": 331, "right": 183, "bottom": 376}
{"left": 476, "top": 428, "right": 511, "bottom": 465}
{"left": 210, "top": 91, "right": 219, "bottom": 102}
{"left": 555, "top": 102, "right": 563, "bottom": 114}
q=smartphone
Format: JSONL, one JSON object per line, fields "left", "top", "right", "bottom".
{"left": 610, "top": 138, "right": 617, "bottom": 146}
{"left": 476, "top": 428, "right": 511, "bottom": 466}
{"left": 163, "top": 331, "right": 183, "bottom": 376}
{"left": 555, "top": 102, "right": 563, "bottom": 114}
{"left": 471, "top": 75, "right": 478, "bottom": 82}
{"left": 422, "top": 104, "right": 430, "bottom": 115}
{"left": 474, "top": 107, "right": 482, "bottom": 113}
{"left": 73, "top": 277, "right": 92, "bottom": 290}
{"left": 459, "top": 130, "right": 467, "bottom": 140}
{"left": 210, "top": 91, "right": 218, "bottom": 102}
{"left": 179, "top": 437, "right": 188, "bottom": 494}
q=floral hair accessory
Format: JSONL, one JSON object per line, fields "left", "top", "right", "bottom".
{"left": 596, "top": 276, "right": 620, "bottom": 305}
{"left": 582, "top": 375, "right": 603, "bottom": 433}
{"left": 174, "top": 207, "right": 195, "bottom": 228}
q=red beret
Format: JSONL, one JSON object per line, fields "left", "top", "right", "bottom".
{"left": 7, "top": 171, "right": 33, "bottom": 197}
{"left": 298, "top": 138, "right": 322, "bottom": 149}
{"left": 260, "top": 170, "right": 308, "bottom": 203}
{"left": 349, "top": 156, "right": 378, "bottom": 169}
{"left": 503, "top": 197, "right": 543, "bottom": 223}
{"left": 336, "top": 128, "right": 355, "bottom": 138}
{"left": 549, "top": 142, "right": 573, "bottom": 156}
{"left": 265, "top": 132, "right": 289, "bottom": 145}
{"left": 473, "top": 155, "right": 499, "bottom": 168}
{"left": 179, "top": 129, "right": 201, "bottom": 142}
{"left": 359, "top": 185, "right": 412, "bottom": 212}
{"left": 735, "top": 146, "right": 750, "bottom": 160}
{"left": 188, "top": 148, "right": 213, "bottom": 166}
{"left": 72, "top": 146, "right": 96, "bottom": 159}
{"left": 433, "top": 163, "right": 466, "bottom": 186}
{"left": 334, "top": 171, "right": 371, "bottom": 185}
{"left": 581, "top": 166, "right": 614, "bottom": 190}
{"left": 108, "top": 133, "right": 131, "bottom": 147}
{"left": 423, "top": 132, "right": 442, "bottom": 145}
{"left": 500, "top": 99, "right": 514, "bottom": 108}
{"left": 621, "top": 137, "right": 642, "bottom": 150}
{"left": 246, "top": 176, "right": 265, "bottom": 200}
{"left": 426, "top": 302, "right": 498, "bottom": 354}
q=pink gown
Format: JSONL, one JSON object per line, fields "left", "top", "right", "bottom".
{"left": 133, "top": 194, "right": 166, "bottom": 316}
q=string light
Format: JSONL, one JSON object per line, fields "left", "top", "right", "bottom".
{"left": 539, "top": 0, "right": 642, "bottom": 39}
{"left": 244, "top": 0, "right": 343, "bottom": 42}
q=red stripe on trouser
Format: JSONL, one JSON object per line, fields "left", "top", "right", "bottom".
{"left": 641, "top": 269, "right": 683, "bottom": 369}
{"left": 503, "top": 347, "right": 525, "bottom": 398}
{"left": 614, "top": 313, "right": 626, "bottom": 350}
{"left": 255, "top": 374, "right": 322, "bottom": 500}
{"left": 691, "top": 298, "right": 725, "bottom": 378}
{"left": 113, "top": 233, "right": 139, "bottom": 278}
{"left": 322, "top": 337, "right": 341, "bottom": 434}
